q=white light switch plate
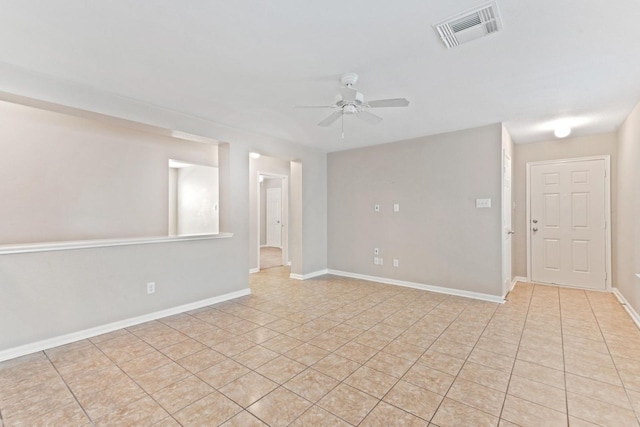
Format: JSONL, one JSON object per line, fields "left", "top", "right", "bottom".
{"left": 476, "top": 198, "right": 492, "bottom": 208}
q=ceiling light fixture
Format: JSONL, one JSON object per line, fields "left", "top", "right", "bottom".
{"left": 249, "top": 152, "right": 261, "bottom": 159}
{"left": 554, "top": 126, "right": 571, "bottom": 138}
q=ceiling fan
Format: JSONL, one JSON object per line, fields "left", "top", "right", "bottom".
{"left": 295, "top": 73, "right": 410, "bottom": 137}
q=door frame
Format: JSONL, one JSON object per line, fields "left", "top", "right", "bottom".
{"left": 257, "top": 171, "right": 289, "bottom": 270}
{"left": 525, "top": 155, "right": 611, "bottom": 290}
{"left": 502, "top": 150, "right": 512, "bottom": 297}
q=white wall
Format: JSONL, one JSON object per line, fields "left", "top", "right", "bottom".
{"left": 616, "top": 100, "right": 640, "bottom": 316}
{"left": 328, "top": 124, "right": 504, "bottom": 297}
{"left": 512, "top": 133, "right": 617, "bottom": 278}
{"left": 176, "top": 165, "right": 219, "bottom": 235}
{"left": 0, "top": 64, "right": 327, "bottom": 355}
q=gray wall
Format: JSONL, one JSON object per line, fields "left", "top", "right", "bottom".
{"left": 616, "top": 100, "right": 640, "bottom": 315}
{"left": 0, "top": 100, "right": 217, "bottom": 245}
{"left": 0, "top": 64, "right": 327, "bottom": 353}
{"left": 512, "top": 133, "right": 617, "bottom": 278}
{"left": 328, "top": 124, "right": 504, "bottom": 297}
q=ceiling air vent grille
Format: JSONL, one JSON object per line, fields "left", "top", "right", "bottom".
{"left": 434, "top": 2, "right": 502, "bottom": 49}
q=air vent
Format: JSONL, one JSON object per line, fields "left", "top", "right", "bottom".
{"left": 434, "top": 2, "right": 502, "bottom": 49}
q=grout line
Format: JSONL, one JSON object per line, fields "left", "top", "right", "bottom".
{"left": 557, "top": 285, "right": 571, "bottom": 426}
{"left": 497, "top": 281, "right": 534, "bottom": 423}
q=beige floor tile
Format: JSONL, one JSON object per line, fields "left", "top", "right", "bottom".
{"left": 197, "top": 358, "right": 250, "bottom": 389}
{"left": 308, "top": 332, "right": 351, "bottom": 352}
{"left": 328, "top": 323, "right": 365, "bottom": 340}
{"left": 211, "top": 336, "right": 256, "bottom": 357}
{"left": 517, "top": 346, "right": 564, "bottom": 371}
{"left": 512, "top": 359, "right": 565, "bottom": 389}
{"left": 219, "top": 371, "right": 278, "bottom": 407}
{"left": 289, "top": 405, "right": 351, "bottom": 427}
{"left": 458, "top": 361, "right": 511, "bottom": 392}
{"left": 151, "top": 375, "right": 214, "bottom": 414}
{"left": 334, "top": 341, "right": 378, "bottom": 364}
{"left": 220, "top": 410, "right": 268, "bottom": 426}
{"left": 564, "top": 357, "right": 623, "bottom": 386}
{"left": 312, "top": 353, "right": 361, "bottom": 381}
{"left": 447, "top": 378, "right": 505, "bottom": 416}
{"left": 360, "top": 401, "right": 428, "bottom": 426}
{"left": 476, "top": 336, "right": 519, "bottom": 358}
{"left": 402, "top": 363, "right": 455, "bottom": 396}
{"left": 233, "top": 345, "right": 279, "bottom": 369}
{"left": 365, "top": 352, "right": 414, "bottom": 378}
{"left": 95, "top": 395, "right": 169, "bottom": 426}
{"left": 261, "top": 334, "right": 304, "bottom": 353}
{"left": 131, "top": 361, "right": 190, "bottom": 394}
{"left": 248, "top": 387, "right": 312, "bottom": 426}
{"left": 119, "top": 351, "right": 173, "bottom": 377}
{"left": 508, "top": 375, "right": 566, "bottom": 413}
{"left": 241, "top": 326, "right": 281, "bottom": 344}
{"left": 285, "top": 343, "right": 331, "bottom": 366}
{"left": 565, "top": 372, "right": 632, "bottom": 410}
{"left": 173, "top": 391, "right": 242, "bottom": 426}
{"left": 344, "top": 365, "right": 398, "bottom": 399}
{"left": 383, "top": 380, "right": 443, "bottom": 421}
{"left": 567, "top": 391, "right": 639, "bottom": 427}
{"left": 76, "top": 377, "right": 146, "bottom": 420}
{"left": 284, "top": 368, "right": 339, "bottom": 403}
{"left": 317, "top": 383, "right": 379, "bottom": 425}
{"left": 160, "top": 337, "right": 207, "bottom": 360}
{"left": 255, "top": 355, "right": 307, "bottom": 384}
{"left": 501, "top": 395, "right": 567, "bottom": 427}
{"left": 382, "top": 339, "right": 425, "bottom": 362}
{"left": 432, "top": 397, "right": 499, "bottom": 427}
{"left": 176, "top": 348, "right": 226, "bottom": 373}
{"left": 468, "top": 347, "right": 515, "bottom": 373}
{"left": 418, "top": 350, "right": 465, "bottom": 376}
{"left": 5, "top": 402, "right": 91, "bottom": 427}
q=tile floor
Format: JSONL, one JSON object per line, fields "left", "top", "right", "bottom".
{"left": 1, "top": 267, "right": 640, "bottom": 426}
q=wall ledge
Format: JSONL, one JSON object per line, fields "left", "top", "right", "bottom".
{"left": 0, "top": 233, "right": 233, "bottom": 255}
{"left": 327, "top": 270, "right": 505, "bottom": 304}
{"left": 0, "top": 287, "right": 250, "bottom": 363}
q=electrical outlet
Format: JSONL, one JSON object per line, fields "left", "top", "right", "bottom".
{"left": 147, "top": 282, "right": 156, "bottom": 294}
{"left": 374, "top": 204, "right": 380, "bottom": 212}
{"left": 379, "top": 258, "right": 383, "bottom": 266}
{"left": 393, "top": 259, "right": 399, "bottom": 267}
{"left": 374, "top": 248, "right": 379, "bottom": 255}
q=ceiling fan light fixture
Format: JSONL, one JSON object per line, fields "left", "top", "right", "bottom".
{"left": 344, "top": 105, "right": 358, "bottom": 114}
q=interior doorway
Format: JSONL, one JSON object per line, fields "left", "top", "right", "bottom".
{"left": 258, "top": 173, "right": 288, "bottom": 270}
{"left": 526, "top": 156, "right": 611, "bottom": 290}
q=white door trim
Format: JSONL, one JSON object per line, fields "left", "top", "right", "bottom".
{"left": 526, "top": 155, "right": 611, "bottom": 290}
{"left": 502, "top": 150, "right": 512, "bottom": 297}
{"left": 257, "top": 171, "right": 289, "bottom": 270}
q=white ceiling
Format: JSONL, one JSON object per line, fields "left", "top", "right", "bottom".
{"left": 1, "top": 1, "right": 640, "bottom": 152}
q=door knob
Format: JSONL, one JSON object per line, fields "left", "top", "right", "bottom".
{"left": 532, "top": 219, "right": 538, "bottom": 223}
{"left": 532, "top": 227, "right": 538, "bottom": 232}
{"left": 508, "top": 230, "right": 515, "bottom": 235}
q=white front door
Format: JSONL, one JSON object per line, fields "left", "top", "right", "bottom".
{"left": 266, "top": 187, "right": 282, "bottom": 248}
{"left": 502, "top": 152, "right": 512, "bottom": 296}
{"left": 529, "top": 158, "right": 607, "bottom": 289}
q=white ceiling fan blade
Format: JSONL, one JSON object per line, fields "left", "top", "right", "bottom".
{"left": 356, "top": 110, "right": 383, "bottom": 124}
{"left": 294, "top": 105, "right": 337, "bottom": 109}
{"left": 318, "top": 111, "right": 343, "bottom": 127}
{"left": 367, "top": 98, "right": 410, "bottom": 108}
{"left": 340, "top": 87, "right": 358, "bottom": 103}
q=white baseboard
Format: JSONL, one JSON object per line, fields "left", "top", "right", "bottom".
{"left": 249, "top": 268, "right": 260, "bottom": 274}
{"left": 290, "top": 269, "right": 329, "bottom": 281}
{"left": 612, "top": 288, "right": 640, "bottom": 330}
{"left": 327, "top": 270, "right": 504, "bottom": 304}
{"left": 0, "top": 288, "right": 251, "bottom": 363}
{"left": 512, "top": 276, "right": 527, "bottom": 290}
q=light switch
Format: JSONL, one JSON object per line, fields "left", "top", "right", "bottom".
{"left": 393, "top": 203, "right": 400, "bottom": 212}
{"left": 476, "top": 198, "right": 492, "bottom": 208}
